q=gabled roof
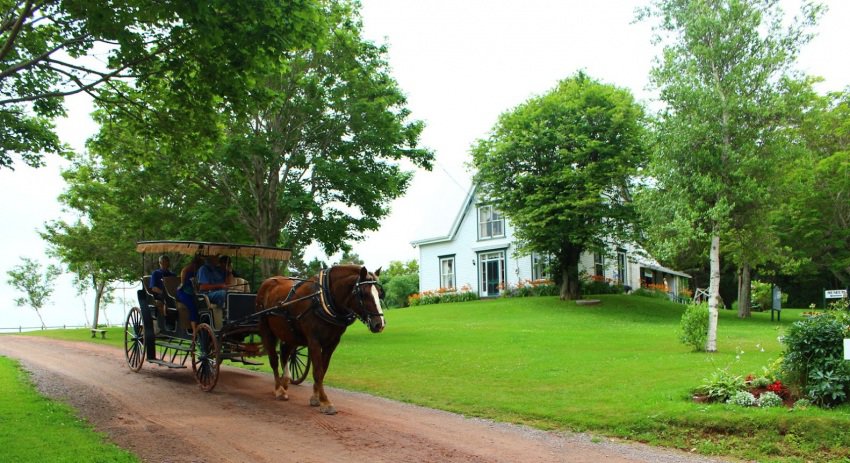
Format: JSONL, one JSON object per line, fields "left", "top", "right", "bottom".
{"left": 410, "top": 184, "right": 478, "bottom": 247}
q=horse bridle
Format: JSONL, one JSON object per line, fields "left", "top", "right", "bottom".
{"left": 351, "top": 277, "right": 385, "bottom": 325}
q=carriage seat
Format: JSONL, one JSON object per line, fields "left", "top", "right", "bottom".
{"left": 141, "top": 275, "right": 166, "bottom": 317}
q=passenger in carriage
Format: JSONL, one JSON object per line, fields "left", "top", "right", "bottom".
{"left": 198, "top": 254, "right": 233, "bottom": 307}
{"left": 148, "top": 255, "right": 175, "bottom": 302}
{"left": 177, "top": 254, "right": 204, "bottom": 332}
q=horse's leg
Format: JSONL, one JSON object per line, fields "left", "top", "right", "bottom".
{"left": 279, "top": 341, "right": 296, "bottom": 396}
{"left": 309, "top": 338, "right": 342, "bottom": 415}
{"left": 259, "top": 317, "right": 285, "bottom": 400}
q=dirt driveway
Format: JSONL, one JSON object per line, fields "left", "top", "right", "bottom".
{"left": 0, "top": 336, "right": 731, "bottom": 463}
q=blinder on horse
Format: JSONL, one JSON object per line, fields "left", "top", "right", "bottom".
{"left": 315, "top": 268, "right": 385, "bottom": 332}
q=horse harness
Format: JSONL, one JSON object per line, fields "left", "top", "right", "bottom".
{"left": 265, "top": 268, "right": 382, "bottom": 328}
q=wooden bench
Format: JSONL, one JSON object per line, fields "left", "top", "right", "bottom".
{"left": 90, "top": 328, "right": 107, "bottom": 339}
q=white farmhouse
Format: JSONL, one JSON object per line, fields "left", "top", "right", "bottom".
{"left": 411, "top": 185, "right": 691, "bottom": 298}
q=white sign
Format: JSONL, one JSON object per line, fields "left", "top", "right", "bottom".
{"left": 845, "top": 339, "right": 850, "bottom": 361}
{"left": 825, "top": 289, "right": 848, "bottom": 299}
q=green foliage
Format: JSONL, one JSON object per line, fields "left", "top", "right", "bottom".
{"left": 1, "top": 0, "right": 324, "bottom": 169}
{"left": 750, "top": 376, "right": 772, "bottom": 389}
{"left": 408, "top": 287, "right": 479, "bottom": 306}
{"left": 383, "top": 274, "right": 419, "bottom": 308}
{"left": 697, "top": 368, "right": 746, "bottom": 402}
{"left": 0, "top": 356, "right": 138, "bottom": 462}
{"left": 501, "top": 280, "right": 559, "bottom": 298}
{"left": 781, "top": 313, "right": 850, "bottom": 407}
{"left": 678, "top": 303, "right": 709, "bottom": 352}
{"left": 631, "top": 287, "right": 669, "bottom": 299}
{"left": 727, "top": 391, "right": 757, "bottom": 407}
{"left": 758, "top": 391, "right": 783, "bottom": 408}
{"left": 471, "top": 71, "right": 646, "bottom": 299}
{"left": 85, "top": 1, "right": 431, "bottom": 256}
{"left": 751, "top": 280, "right": 787, "bottom": 309}
{"left": 5, "top": 257, "right": 61, "bottom": 328}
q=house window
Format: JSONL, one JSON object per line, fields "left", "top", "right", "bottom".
{"left": 616, "top": 249, "right": 627, "bottom": 285}
{"left": 532, "top": 253, "right": 551, "bottom": 281}
{"left": 478, "top": 205, "right": 505, "bottom": 240}
{"left": 439, "top": 256, "right": 455, "bottom": 290}
{"left": 594, "top": 252, "right": 605, "bottom": 277}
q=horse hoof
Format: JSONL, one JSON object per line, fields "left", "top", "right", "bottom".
{"left": 275, "top": 393, "right": 289, "bottom": 401}
{"left": 320, "top": 405, "right": 337, "bottom": 415}
{"left": 310, "top": 397, "right": 320, "bottom": 407}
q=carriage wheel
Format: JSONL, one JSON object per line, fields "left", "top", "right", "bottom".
{"left": 124, "top": 307, "right": 145, "bottom": 372}
{"left": 288, "top": 345, "right": 310, "bottom": 385}
{"left": 191, "top": 323, "right": 220, "bottom": 392}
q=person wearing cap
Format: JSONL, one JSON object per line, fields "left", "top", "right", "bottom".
{"left": 149, "top": 255, "right": 175, "bottom": 301}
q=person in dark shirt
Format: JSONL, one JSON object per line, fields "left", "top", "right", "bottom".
{"left": 149, "top": 255, "right": 175, "bottom": 301}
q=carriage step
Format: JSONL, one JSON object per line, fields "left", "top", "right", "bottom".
{"left": 156, "top": 341, "right": 192, "bottom": 352}
{"left": 148, "top": 359, "right": 187, "bottom": 369}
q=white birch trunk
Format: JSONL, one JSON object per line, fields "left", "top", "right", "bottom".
{"left": 706, "top": 234, "right": 721, "bottom": 352}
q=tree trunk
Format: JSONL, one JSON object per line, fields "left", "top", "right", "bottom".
{"left": 91, "top": 275, "right": 100, "bottom": 328}
{"left": 559, "top": 246, "right": 581, "bottom": 300}
{"left": 706, "top": 234, "right": 721, "bottom": 352}
{"left": 35, "top": 309, "right": 46, "bottom": 329}
{"left": 737, "top": 262, "right": 751, "bottom": 318}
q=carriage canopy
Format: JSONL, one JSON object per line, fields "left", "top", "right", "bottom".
{"left": 136, "top": 240, "right": 292, "bottom": 261}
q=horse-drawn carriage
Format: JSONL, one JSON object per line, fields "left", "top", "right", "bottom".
{"left": 125, "top": 240, "right": 309, "bottom": 391}
{"left": 125, "top": 240, "right": 386, "bottom": 414}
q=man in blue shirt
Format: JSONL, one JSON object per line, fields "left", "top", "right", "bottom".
{"left": 198, "top": 255, "right": 231, "bottom": 306}
{"left": 149, "top": 255, "right": 175, "bottom": 301}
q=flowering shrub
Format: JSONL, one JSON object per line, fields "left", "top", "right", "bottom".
{"left": 728, "top": 391, "right": 757, "bottom": 407}
{"left": 758, "top": 391, "right": 783, "bottom": 408}
{"left": 501, "top": 279, "right": 559, "bottom": 298}
{"left": 579, "top": 273, "right": 624, "bottom": 295}
{"left": 408, "top": 284, "right": 479, "bottom": 307}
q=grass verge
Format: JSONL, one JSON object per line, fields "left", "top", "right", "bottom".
{"left": 0, "top": 355, "right": 138, "bottom": 462}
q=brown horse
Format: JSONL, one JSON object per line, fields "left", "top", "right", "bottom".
{"left": 255, "top": 265, "right": 384, "bottom": 414}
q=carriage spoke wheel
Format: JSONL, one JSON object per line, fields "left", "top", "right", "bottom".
{"left": 124, "top": 307, "right": 145, "bottom": 372}
{"left": 191, "top": 323, "right": 220, "bottom": 392}
{"left": 288, "top": 345, "right": 310, "bottom": 385}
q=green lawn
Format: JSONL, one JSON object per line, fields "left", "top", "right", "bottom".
{"left": 15, "top": 294, "right": 850, "bottom": 462}
{"left": 0, "top": 355, "right": 138, "bottom": 463}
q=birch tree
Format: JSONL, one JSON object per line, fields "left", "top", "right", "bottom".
{"left": 639, "top": 0, "right": 822, "bottom": 350}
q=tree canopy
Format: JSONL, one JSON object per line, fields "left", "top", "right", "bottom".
{"left": 638, "top": 0, "right": 822, "bottom": 349}
{"left": 1, "top": 0, "right": 325, "bottom": 169}
{"left": 471, "top": 72, "right": 646, "bottom": 300}
{"left": 6, "top": 256, "right": 60, "bottom": 328}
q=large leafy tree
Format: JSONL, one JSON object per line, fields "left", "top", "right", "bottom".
{"left": 638, "top": 0, "right": 821, "bottom": 350}
{"left": 471, "top": 72, "right": 646, "bottom": 300}
{"left": 87, "top": 0, "right": 432, "bottom": 257}
{"left": 778, "top": 89, "right": 850, "bottom": 287}
{"left": 1, "top": 0, "right": 324, "bottom": 169}
{"left": 6, "top": 257, "right": 61, "bottom": 328}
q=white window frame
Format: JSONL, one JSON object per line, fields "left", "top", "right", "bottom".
{"left": 616, "top": 249, "right": 627, "bottom": 285}
{"left": 478, "top": 205, "right": 505, "bottom": 240}
{"left": 439, "top": 256, "right": 456, "bottom": 290}
{"left": 594, "top": 252, "right": 605, "bottom": 277}
{"left": 532, "top": 253, "right": 551, "bottom": 281}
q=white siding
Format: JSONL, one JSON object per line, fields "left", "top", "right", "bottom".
{"left": 414, "top": 186, "right": 689, "bottom": 295}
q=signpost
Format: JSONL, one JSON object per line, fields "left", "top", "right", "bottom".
{"left": 823, "top": 288, "right": 848, "bottom": 308}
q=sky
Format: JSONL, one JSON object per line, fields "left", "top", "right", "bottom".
{"left": 1, "top": 0, "right": 848, "bottom": 330}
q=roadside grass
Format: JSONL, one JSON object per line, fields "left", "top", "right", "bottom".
{"left": 0, "top": 355, "right": 138, "bottom": 463}
{"left": 15, "top": 295, "right": 850, "bottom": 462}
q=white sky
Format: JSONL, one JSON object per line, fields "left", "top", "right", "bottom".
{"left": 1, "top": 0, "right": 848, "bottom": 329}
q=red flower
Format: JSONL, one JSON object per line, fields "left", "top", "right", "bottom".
{"left": 767, "top": 380, "right": 784, "bottom": 394}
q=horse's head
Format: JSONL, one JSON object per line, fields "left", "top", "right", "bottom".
{"left": 350, "top": 265, "right": 385, "bottom": 333}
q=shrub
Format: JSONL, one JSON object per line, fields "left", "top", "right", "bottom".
{"left": 750, "top": 376, "right": 772, "bottom": 388}
{"left": 578, "top": 274, "right": 623, "bottom": 295}
{"left": 728, "top": 391, "right": 757, "bottom": 407}
{"left": 758, "top": 391, "right": 783, "bottom": 408}
{"left": 502, "top": 279, "right": 559, "bottom": 298}
{"left": 408, "top": 285, "right": 479, "bottom": 307}
{"left": 751, "top": 280, "right": 788, "bottom": 309}
{"left": 631, "top": 287, "right": 669, "bottom": 299}
{"left": 792, "top": 398, "right": 812, "bottom": 410}
{"left": 678, "top": 303, "right": 709, "bottom": 352}
{"left": 383, "top": 273, "right": 419, "bottom": 308}
{"left": 781, "top": 313, "right": 850, "bottom": 407}
{"left": 696, "top": 368, "right": 746, "bottom": 402}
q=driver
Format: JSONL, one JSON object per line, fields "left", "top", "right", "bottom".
{"left": 149, "top": 255, "right": 175, "bottom": 302}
